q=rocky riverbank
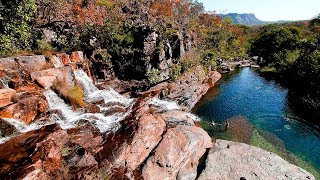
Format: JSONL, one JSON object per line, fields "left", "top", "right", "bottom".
{"left": 0, "top": 52, "right": 315, "bottom": 179}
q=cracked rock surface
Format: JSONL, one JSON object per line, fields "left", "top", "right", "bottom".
{"left": 198, "top": 139, "right": 315, "bottom": 180}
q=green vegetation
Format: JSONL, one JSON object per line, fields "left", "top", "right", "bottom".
{"left": 250, "top": 17, "right": 320, "bottom": 119}
{"left": 0, "top": 0, "right": 37, "bottom": 56}
{"left": 146, "top": 68, "right": 161, "bottom": 85}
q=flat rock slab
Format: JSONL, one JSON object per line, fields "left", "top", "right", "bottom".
{"left": 198, "top": 139, "right": 315, "bottom": 180}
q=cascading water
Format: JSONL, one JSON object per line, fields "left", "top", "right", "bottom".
{"left": 147, "top": 97, "right": 201, "bottom": 122}
{"left": 0, "top": 71, "right": 135, "bottom": 144}
{"left": 74, "top": 70, "right": 133, "bottom": 106}
{"left": 148, "top": 97, "right": 180, "bottom": 111}
{"left": 0, "top": 69, "right": 202, "bottom": 144}
{"left": 43, "top": 90, "right": 127, "bottom": 132}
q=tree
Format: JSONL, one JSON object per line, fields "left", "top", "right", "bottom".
{"left": 0, "top": 0, "right": 37, "bottom": 55}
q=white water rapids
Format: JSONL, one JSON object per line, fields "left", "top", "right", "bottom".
{"left": 0, "top": 69, "right": 200, "bottom": 144}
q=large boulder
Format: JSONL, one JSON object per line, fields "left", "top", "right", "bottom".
{"left": 0, "top": 89, "right": 16, "bottom": 108}
{"left": 198, "top": 140, "right": 315, "bottom": 180}
{"left": 15, "top": 55, "right": 52, "bottom": 73}
{"left": 142, "top": 125, "right": 213, "bottom": 180}
{"left": 31, "top": 66, "right": 75, "bottom": 89}
{"left": 100, "top": 113, "right": 166, "bottom": 174}
{"left": 0, "top": 57, "right": 19, "bottom": 71}
{"left": 0, "top": 92, "right": 47, "bottom": 124}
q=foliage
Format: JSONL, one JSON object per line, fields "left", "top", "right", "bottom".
{"left": 0, "top": 0, "right": 37, "bottom": 56}
{"left": 250, "top": 18, "right": 320, "bottom": 117}
{"left": 146, "top": 68, "right": 161, "bottom": 85}
{"left": 171, "top": 64, "right": 182, "bottom": 80}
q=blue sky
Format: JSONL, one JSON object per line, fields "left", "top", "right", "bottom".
{"left": 199, "top": 0, "right": 320, "bottom": 21}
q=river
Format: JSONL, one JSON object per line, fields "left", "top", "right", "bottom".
{"left": 193, "top": 67, "right": 320, "bottom": 178}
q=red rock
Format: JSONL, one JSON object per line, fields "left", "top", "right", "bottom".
{"left": 99, "top": 113, "right": 166, "bottom": 174}
{"left": 0, "top": 124, "right": 61, "bottom": 178}
{"left": 70, "top": 51, "right": 84, "bottom": 63}
{"left": 21, "top": 169, "right": 48, "bottom": 180}
{"left": 37, "top": 130, "right": 69, "bottom": 173}
{"left": 77, "top": 152, "right": 98, "bottom": 167}
{"left": 0, "top": 57, "right": 19, "bottom": 71}
{"left": 0, "top": 88, "right": 17, "bottom": 108}
{"left": 35, "top": 76, "right": 57, "bottom": 89}
{"left": 0, "top": 93, "right": 47, "bottom": 124}
{"left": 31, "top": 66, "right": 75, "bottom": 89}
{"left": 164, "top": 66, "right": 221, "bottom": 110}
{"left": 49, "top": 55, "right": 63, "bottom": 68}
{"left": 56, "top": 53, "right": 71, "bottom": 65}
{"left": 83, "top": 104, "right": 101, "bottom": 113}
{"left": 71, "top": 132, "right": 103, "bottom": 152}
{"left": 15, "top": 84, "right": 39, "bottom": 92}
{"left": 142, "top": 125, "right": 213, "bottom": 180}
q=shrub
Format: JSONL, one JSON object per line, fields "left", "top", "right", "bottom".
{"left": 179, "top": 51, "right": 201, "bottom": 73}
{"left": 146, "top": 68, "right": 161, "bottom": 85}
{"left": 171, "top": 64, "right": 181, "bottom": 80}
{"left": 52, "top": 80, "right": 86, "bottom": 108}
{"left": 0, "top": 0, "right": 37, "bottom": 56}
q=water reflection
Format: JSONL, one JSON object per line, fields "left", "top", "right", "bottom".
{"left": 193, "top": 67, "right": 320, "bottom": 178}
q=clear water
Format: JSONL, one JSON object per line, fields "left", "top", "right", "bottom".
{"left": 193, "top": 67, "right": 320, "bottom": 176}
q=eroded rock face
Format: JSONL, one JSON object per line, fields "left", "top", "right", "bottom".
{"left": 164, "top": 66, "right": 221, "bottom": 110}
{"left": 142, "top": 125, "right": 213, "bottom": 180}
{"left": 198, "top": 140, "right": 315, "bottom": 180}
{"left": 109, "top": 114, "right": 167, "bottom": 171}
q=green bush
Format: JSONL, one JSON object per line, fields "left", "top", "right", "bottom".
{"left": 0, "top": 0, "right": 37, "bottom": 56}
{"left": 171, "top": 64, "right": 182, "bottom": 80}
{"left": 146, "top": 68, "right": 161, "bottom": 85}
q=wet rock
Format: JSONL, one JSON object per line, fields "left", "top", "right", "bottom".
{"left": 165, "top": 66, "right": 221, "bottom": 110}
{"left": 70, "top": 51, "right": 84, "bottom": 63}
{"left": 0, "top": 93, "right": 47, "bottom": 124}
{"left": 0, "top": 119, "right": 18, "bottom": 137}
{"left": 198, "top": 140, "right": 315, "bottom": 180}
{"left": 83, "top": 104, "right": 101, "bottom": 114}
{"left": 0, "top": 88, "right": 16, "bottom": 108}
{"left": 0, "top": 124, "right": 61, "bottom": 178}
{"left": 142, "top": 125, "right": 213, "bottom": 180}
{"left": 160, "top": 110, "right": 196, "bottom": 127}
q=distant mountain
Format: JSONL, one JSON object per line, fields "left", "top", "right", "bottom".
{"left": 220, "top": 13, "right": 292, "bottom": 26}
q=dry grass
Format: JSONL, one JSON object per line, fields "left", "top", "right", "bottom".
{"left": 52, "top": 79, "right": 86, "bottom": 108}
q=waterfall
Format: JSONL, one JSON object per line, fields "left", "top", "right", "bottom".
{"left": 148, "top": 98, "right": 180, "bottom": 111}
{"left": 43, "top": 90, "right": 126, "bottom": 132}
{"left": 147, "top": 98, "right": 201, "bottom": 122}
{"left": 74, "top": 69, "right": 133, "bottom": 106}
